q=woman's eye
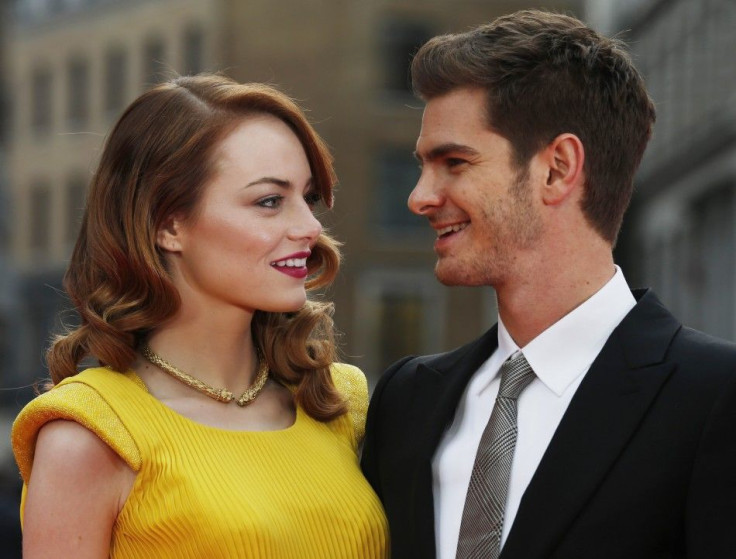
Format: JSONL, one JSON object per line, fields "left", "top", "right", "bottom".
{"left": 257, "top": 195, "right": 283, "bottom": 208}
{"left": 304, "top": 192, "right": 322, "bottom": 207}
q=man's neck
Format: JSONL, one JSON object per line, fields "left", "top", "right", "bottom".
{"left": 497, "top": 252, "right": 616, "bottom": 348}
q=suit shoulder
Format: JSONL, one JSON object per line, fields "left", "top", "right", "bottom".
{"left": 675, "top": 326, "right": 736, "bottom": 351}
{"left": 671, "top": 327, "right": 736, "bottom": 366}
{"left": 666, "top": 327, "right": 736, "bottom": 395}
{"left": 377, "top": 352, "right": 444, "bottom": 390}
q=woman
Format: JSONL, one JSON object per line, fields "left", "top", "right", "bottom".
{"left": 12, "top": 74, "right": 388, "bottom": 558}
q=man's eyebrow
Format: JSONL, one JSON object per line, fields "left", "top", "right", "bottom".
{"left": 413, "top": 143, "right": 480, "bottom": 162}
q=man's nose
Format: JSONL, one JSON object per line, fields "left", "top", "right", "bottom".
{"left": 408, "top": 171, "right": 444, "bottom": 215}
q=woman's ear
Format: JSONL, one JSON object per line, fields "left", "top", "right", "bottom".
{"left": 156, "top": 215, "right": 184, "bottom": 253}
{"left": 541, "top": 133, "right": 585, "bottom": 206}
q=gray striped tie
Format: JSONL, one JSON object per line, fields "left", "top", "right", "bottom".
{"left": 456, "top": 353, "right": 536, "bottom": 559}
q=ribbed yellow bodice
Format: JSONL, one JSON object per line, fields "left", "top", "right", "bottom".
{"left": 12, "top": 364, "right": 388, "bottom": 558}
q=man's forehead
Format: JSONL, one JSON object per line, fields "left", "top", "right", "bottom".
{"left": 421, "top": 87, "right": 487, "bottom": 120}
{"left": 419, "top": 91, "right": 488, "bottom": 139}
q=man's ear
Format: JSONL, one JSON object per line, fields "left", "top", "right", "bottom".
{"left": 541, "top": 133, "right": 585, "bottom": 206}
{"left": 156, "top": 214, "right": 184, "bottom": 253}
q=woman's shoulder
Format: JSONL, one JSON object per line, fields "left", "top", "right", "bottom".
{"left": 329, "top": 363, "right": 369, "bottom": 445}
{"left": 12, "top": 368, "right": 142, "bottom": 483}
{"left": 329, "top": 362, "right": 367, "bottom": 395}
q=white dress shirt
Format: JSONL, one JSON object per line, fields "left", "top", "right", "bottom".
{"left": 432, "top": 267, "right": 636, "bottom": 559}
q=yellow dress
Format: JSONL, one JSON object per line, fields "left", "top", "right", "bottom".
{"left": 12, "top": 364, "right": 388, "bottom": 558}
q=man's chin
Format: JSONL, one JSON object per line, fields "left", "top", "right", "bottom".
{"left": 435, "top": 265, "right": 469, "bottom": 287}
{"left": 435, "top": 272, "right": 460, "bottom": 286}
{"left": 435, "top": 262, "right": 490, "bottom": 287}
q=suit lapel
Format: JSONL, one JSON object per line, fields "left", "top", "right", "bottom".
{"left": 501, "top": 290, "right": 681, "bottom": 559}
{"left": 410, "top": 325, "right": 500, "bottom": 558}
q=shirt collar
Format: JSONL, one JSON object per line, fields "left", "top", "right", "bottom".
{"left": 493, "top": 266, "right": 636, "bottom": 397}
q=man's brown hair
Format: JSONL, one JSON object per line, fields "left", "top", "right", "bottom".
{"left": 411, "top": 10, "right": 656, "bottom": 244}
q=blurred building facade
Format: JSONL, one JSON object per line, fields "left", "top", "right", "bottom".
{"left": 4, "top": 0, "right": 581, "bottom": 403}
{"left": 608, "top": 0, "right": 736, "bottom": 341}
{"left": 3, "top": 4, "right": 221, "bottom": 547}
{"left": 1, "top": 1, "right": 24, "bottom": 554}
{"left": 219, "top": 0, "right": 577, "bottom": 384}
{"left": 6, "top": 0, "right": 221, "bottom": 397}
{"left": 1, "top": 0, "right": 17, "bottom": 398}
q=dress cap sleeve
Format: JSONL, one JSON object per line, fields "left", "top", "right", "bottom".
{"left": 330, "top": 363, "right": 369, "bottom": 446}
{"left": 12, "top": 379, "right": 141, "bottom": 483}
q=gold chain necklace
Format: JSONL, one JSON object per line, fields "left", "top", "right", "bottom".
{"left": 141, "top": 345, "right": 270, "bottom": 407}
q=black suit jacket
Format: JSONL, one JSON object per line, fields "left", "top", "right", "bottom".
{"left": 361, "top": 290, "right": 736, "bottom": 559}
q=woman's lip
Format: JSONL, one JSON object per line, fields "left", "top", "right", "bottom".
{"left": 274, "top": 250, "right": 311, "bottom": 262}
{"left": 273, "top": 266, "right": 309, "bottom": 279}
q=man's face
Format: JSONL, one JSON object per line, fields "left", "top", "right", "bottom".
{"left": 410, "top": 87, "right": 542, "bottom": 287}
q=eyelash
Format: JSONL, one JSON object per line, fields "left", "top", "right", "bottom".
{"left": 304, "top": 191, "right": 322, "bottom": 207}
{"left": 257, "top": 195, "right": 283, "bottom": 208}
{"left": 446, "top": 158, "right": 467, "bottom": 168}
{"left": 256, "top": 192, "right": 322, "bottom": 209}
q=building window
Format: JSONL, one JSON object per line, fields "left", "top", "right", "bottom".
{"left": 0, "top": 83, "right": 11, "bottom": 145}
{"left": 376, "top": 291, "right": 424, "bottom": 368}
{"left": 47, "top": 0, "right": 66, "bottom": 16}
{"left": 66, "top": 175, "right": 87, "bottom": 244}
{"left": 0, "top": 317, "right": 7, "bottom": 389}
{"left": 354, "top": 269, "right": 445, "bottom": 387}
{"left": 29, "top": 181, "right": 52, "bottom": 253}
{"left": 67, "top": 56, "right": 89, "bottom": 130}
{"left": 379, "top": 19, "right": 433, "bottom": 95}
{"left": 22, "top": 274, "right": 66, "bottom": 380}
{"left": 105, "top": 46, "right": 127, "bottom": 119}
{"left": 374, "top": 147, "right": 427, "bottom": 236}
{"left": 143, "top": 36, "right": 167, "bottom": 88}
{"left": 31, "top": 66, "right": 53, "bottom": 136}
{"left": 686, "top": 183, "right": 736, "bottom": 339}
{"left": 183, "top": 24, "right": 205, "bottom": 75}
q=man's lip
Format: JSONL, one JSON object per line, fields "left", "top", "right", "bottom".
{"left": 434, "top": 222, "right": 469, "bottom": 237}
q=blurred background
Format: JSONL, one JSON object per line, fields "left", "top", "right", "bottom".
{"left": 0, "top": 0, "right": 734, "bottom": 553}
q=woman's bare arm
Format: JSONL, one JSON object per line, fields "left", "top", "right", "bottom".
{"left": 22, "top": 420, "right": 135, "bottom": 559}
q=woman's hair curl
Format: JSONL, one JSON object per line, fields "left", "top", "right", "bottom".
{"left": 47, "top": 74, "right": 346, "bottom": 421}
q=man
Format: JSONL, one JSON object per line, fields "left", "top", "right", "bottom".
{"left": 361, "top": 9, "right": 736, "bottom": 559}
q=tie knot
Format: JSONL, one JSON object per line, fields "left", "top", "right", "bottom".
{"left": 497, "top": 354, "right": 535, "bottom": 399}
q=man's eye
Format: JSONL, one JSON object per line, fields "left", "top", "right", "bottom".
{"left": 447, "top": 158, "right": 467, "bottom": 167}
{"left": 257, "top": 195, "right": 283, "bottom": 208}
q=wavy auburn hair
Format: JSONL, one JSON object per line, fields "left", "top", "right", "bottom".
{"left": 47, "top": 74, "right": 346, "bottom": 421}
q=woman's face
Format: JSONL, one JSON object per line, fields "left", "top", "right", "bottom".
{"left": 161, "top": 114, "right": 324, "bottom": 316}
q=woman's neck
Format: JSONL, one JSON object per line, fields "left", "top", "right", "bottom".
{"left": 143, "top": 305, "right": 259, "bottom": 392}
